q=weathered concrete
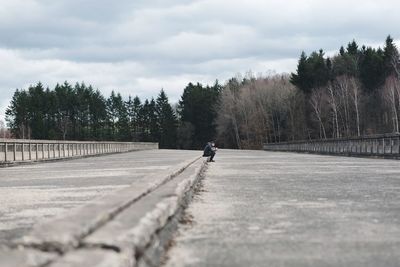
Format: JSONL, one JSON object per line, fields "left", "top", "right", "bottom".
{"left": 16, "top": 159, "right": 202, "bottom": 253}
{"left": 0, "top": 149, "right": 200, "bottom": 244}
{"left": 165, "top": 150, "right": 400, "bottom": 267}
{"left": 48, "top": 249, "right": 126, "bottom": 267}
{"left": 81, "top": 158, "right": 206, "bottom": 267}
{"left": 0, "top": 149, "right": 206, "bottom": 267}
{"left": 0, "top": 247, "right": 56, "bottom": 267}
{"left": 84, "top": 159, "right": 204, "bottom": 248}
{"left": 15, "top": 155, "right": 200, "bottom": 253}
{"left": 3, "top": 149, "right": 400, "bottom": 267}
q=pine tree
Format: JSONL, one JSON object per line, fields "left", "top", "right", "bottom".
{"left": 29, "top": 82, "right": 47, "bottom": 139}
{"left": 132, "top": 96, "right": 143, "bottom": 141}
{"left": 383, "top": 35, "right": 400, "bottom": 78}
{"left": 5, "top": 89, "right": 30, "bottom": 139}
{"left": 106, "top": 91, "right": 118, "bottom": 140}
{"left": 359, "top": 47, "right": 386, "bottom": 92}
{"left": 290, "top": 50, "right": 331, "bottom": 94}
{"left": 290, "top": 52, "right": 313, "bottom": 94}
{"left": 148, "top": 98, "right": 159, "bottom": 142}
{"left": 178, "top": 81, "right": 221, "bottom": 149}
{"left": 156, "top": 89, "right": 178, "bottom": 148}
{"left": 90, "top": 89, "right": 107, "bottom": 140}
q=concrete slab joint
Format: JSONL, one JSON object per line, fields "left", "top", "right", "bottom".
{"left": 1, "top": 155, "right": 207, "bottom": 267}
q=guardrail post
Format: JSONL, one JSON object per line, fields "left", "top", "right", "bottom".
{"left": 398, "top": 136, "right": 400, "bottom": 155}
{"left": 4, "top": 142, "right": 7, "bottom": 162}
{"left": 13, "top": 143, "right": 16, "bottom": 161}
{"left": 263, "top": 134, "right": 400, "bottom": 159}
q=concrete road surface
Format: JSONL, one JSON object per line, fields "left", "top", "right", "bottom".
{"left": 165, "top": 150, "right": 400, "bottom": 267}
{"left": 0, "top": 149, "right": 200, "bottom": 244}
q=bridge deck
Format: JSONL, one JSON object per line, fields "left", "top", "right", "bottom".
{"left": 165, "top": 150, "right": 400, "bottom": 267}
{"left": 0, "top": 149, "right": 200, "bottom": 244}
{"left": 1, "top": 149, "right": 400, "bottom": 266}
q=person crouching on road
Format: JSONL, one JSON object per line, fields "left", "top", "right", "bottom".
{"left": 203, "top": 141, "right": 217, "bottom": 162}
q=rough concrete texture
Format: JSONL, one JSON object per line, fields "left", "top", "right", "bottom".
{"left": 82, "top": 158, "right": 206, "bottom": 267}
{"left": 48, "top": 249, "right": 129, "bottom": 267}
{"left": 0, "top": 149, "right": 200, "bottom": 244}
{"left": 0, "top": 149, "right": 206, "bottom": 267}
{"left": 0, "top": 247, "right": 56, "bottom": 267}
{"left": 15, "top": 155, "right": 200, "bottom": 253}
{"left": 164, "top": 150, "right": 400, "bottom": 267}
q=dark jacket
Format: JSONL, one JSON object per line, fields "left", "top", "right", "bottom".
{"left": 203, "top": 143, "right": 213, "bottom": 157}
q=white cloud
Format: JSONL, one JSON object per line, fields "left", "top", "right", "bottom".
{"left": 1, "top": 0, "right": 400, "bottom": 122}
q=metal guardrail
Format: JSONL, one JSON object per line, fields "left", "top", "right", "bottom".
{"left": 263, "top": 134, "right": 400, "bottom": 157}
{"left": 0, "top": 139, "right": 158, "bottom": 163}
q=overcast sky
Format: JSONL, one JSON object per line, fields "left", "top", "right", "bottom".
{"left": 1, "top": 0, "right": 399, "bottom": 122}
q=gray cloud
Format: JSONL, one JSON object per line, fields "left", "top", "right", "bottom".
{"left": 1, "top": 0, "right": 400, "bottom": 122}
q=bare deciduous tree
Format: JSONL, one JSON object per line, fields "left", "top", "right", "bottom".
{"left": 0, "top": 120, "right": 6, "bottom": 139}
{"left": 382, "top": 75, "right": 400, "bottom": 133}
{"left": 349, "top": 76, "right": 362, "bottom": 136}
{"left": 335, "top": 75, "right": 351, "bottom": 137}
{"left": 310, "top": 89, "right": 327, "bottom": 139}
{"left": 217, "top": 74, "right": 298, "bottom": 148}
{"left": 327, "top": 83, "right": 340, "bottom": 138}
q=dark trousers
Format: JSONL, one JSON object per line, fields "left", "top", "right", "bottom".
{"left": 208, "top": 151, "right": 215, "bottom": 161}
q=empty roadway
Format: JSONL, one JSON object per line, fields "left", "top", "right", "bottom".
{"left": 2, "top": 149, "right": 400, "bottom": 266}
{"left": 165, "top": 150, "right": 400, "bottom": 267}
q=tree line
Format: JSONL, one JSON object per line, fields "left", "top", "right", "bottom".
{"left": 5, "top": 82, "right": 177, "bottom": 148}
{"left": 6, "top": 35, "right": 399, "bottom": 149}
{"left": 5, "top": 81, "right": 221, "bottom": 149}
{"left": 216, "top": 35, "right": 400, "bottom": 148}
